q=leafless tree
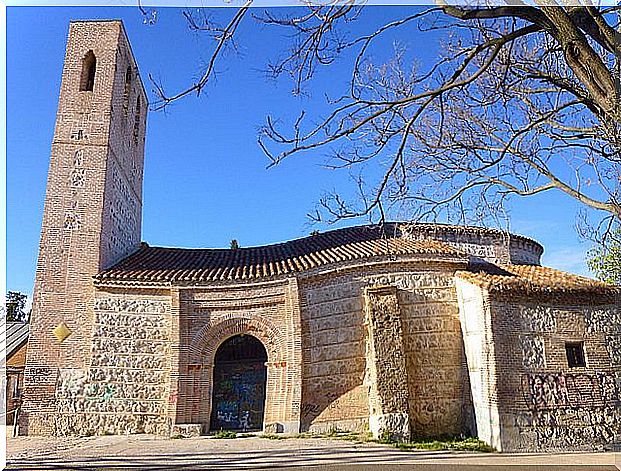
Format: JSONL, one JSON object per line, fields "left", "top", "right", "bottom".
{"left": 149, "top": 2, "right": 620, "bottom": 247}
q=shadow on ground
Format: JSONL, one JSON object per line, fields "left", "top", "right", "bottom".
{"left": 7, "top": 445, "right": 620, "bottom": 471}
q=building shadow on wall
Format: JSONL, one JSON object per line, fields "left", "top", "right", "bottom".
{"left": 395, "top": 283, "right": 477, "bottom": 439}
{"left": 299, "top": 375, "right": 367, "bottom": 432}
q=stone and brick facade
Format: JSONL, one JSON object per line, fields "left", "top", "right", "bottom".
{"left": 20, "top": 20, "right": 621, "bottom": 452}
{"left": 21, "top": 19, "right": 146, "bottom": 436}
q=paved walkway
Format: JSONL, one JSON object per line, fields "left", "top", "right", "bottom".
{"left": 6, "top": 435, "right": 621, "bottom": 470}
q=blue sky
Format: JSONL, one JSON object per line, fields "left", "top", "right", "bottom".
{"left": 6, "top": 5, "right": 595, "bottom": 297}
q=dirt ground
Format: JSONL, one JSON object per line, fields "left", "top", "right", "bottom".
{"left": 5, "top": 434, "right": 621, "bottom": 470}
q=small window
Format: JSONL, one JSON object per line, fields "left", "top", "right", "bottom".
{"left": 123, "top": 66, "right": 132, "bottom": 115}
{"left": 12, "top": 373, "right": 21, "bottom": 398}
{"left": 80, "top": 51, "right": 96, "bottom": 91}
{"left": 565, "top": 342, "right": 586, "bottom": 368}
{"left": 133, "top": 96, "right": 141, "bottom": 144}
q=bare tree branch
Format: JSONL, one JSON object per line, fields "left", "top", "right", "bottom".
{"left": 150, "top": 1, "right": 252, "bottom": 110}
{"left": 154, "top": 3, "right": 621, "bottom": 246}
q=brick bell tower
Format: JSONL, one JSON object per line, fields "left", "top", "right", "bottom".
{"left": 21, "top": 20, "right": 147, "bottom": 435}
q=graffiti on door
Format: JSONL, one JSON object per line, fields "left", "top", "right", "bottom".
{"left": 210, "top": 335, "right": 267, "bottom": 432}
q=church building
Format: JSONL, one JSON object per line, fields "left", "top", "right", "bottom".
{"left": 20, "top": 20, "right": 621, "bottom": 452}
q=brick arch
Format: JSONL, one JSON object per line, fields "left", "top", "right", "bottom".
{"left": 189, "top": 315, "right": 285, "bottom": 366}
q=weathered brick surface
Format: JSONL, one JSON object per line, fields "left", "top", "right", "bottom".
{"left": 172, "top": 280, "right": 303, "bottom": 433}
{"left": 21, "top": 20, "right": 147, "bottom": 435}
{"left": 394, "top": 273, "right": 468, "bottom": 438}
{"left": 457, "top": 279, "right": 621, "bottom": 452}
{"left": 298, "top": 272, "right": 368, "bottom": 433}
{"left": 296, "top": 261, "right": 471, "bottom": 438}
{"left": 401, "top": 224, "right": 542, "bottom": 265}
{"left": 492, "top": 296, "right": 621, "bottom": 452}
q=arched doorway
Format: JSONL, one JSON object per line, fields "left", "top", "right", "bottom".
{"left": 209, "top": 334, "right": 268, "bottom": 432}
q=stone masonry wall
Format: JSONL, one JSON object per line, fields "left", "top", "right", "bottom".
{"left": 364, "top": 286, "right": 410, "bottom": 441}
{"left": 402, "top": 225, "right": 542, "bottom": 265}
{"left": 490, "top": 295, "right": 621, "bottom": 451}
{"left": 298, "top": 260, "right": 469, "bottom": 437}
{"left": 51, "top": 291, "right": 172, "bottom": 436}
{"left": 368, "top": 269, "right": 470, "bottom": 438}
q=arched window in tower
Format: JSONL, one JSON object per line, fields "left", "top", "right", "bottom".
{"left": 133, "top": 96, "right": 141, "bottom": 144}
{"left": 123, "top": 66, "right": 132, "bottom": 115}
{"left": 80, "top": 51, "right": 97, "bottom": 92}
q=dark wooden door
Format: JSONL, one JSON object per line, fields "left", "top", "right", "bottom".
{"left": 210, "top": 335, "right": 267, "bottom": 432}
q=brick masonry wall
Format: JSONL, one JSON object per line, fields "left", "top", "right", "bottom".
{"left": 386, "top": 270, "right": 470, "bottom": 438}
{"left": 100, "top": 24, "right": 146, "bottom": 269}
{"left": 298, "top": 271, "right": 370, "bottom": 433}
{"left": 75, "top": 261, "right": 469, "bottom": 439}
{"left": 21, "top": 20, "right": 147, "bottom": 436}
{"left": 489, "top": 294, "right": 621, "bottom": 452}
{"left": 172, "top": 279, "right": 303, "bottom": 434}
{"left": 457, "top": 277, "right": 621, "bottom": 452}
{"left": 401, "top": 226, "right": 542, "bottom": 265}
{"left": 23, "top": 20, "right": 617, "bottom": 447}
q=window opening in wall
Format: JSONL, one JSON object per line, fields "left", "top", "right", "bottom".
{"left": 80, "top": 51, "right": 96, "bottom": 92}
{"left": 565, "top": 342, "right": 586, "bottom": 368}
{"left": 123, "top": 66, "right": 132, "bottom": 115}
{"left": 133, "top": 96, "right": 141, "bottom": 144}
{"left": 12, "top": 372, "right": 22, "bottom": 398}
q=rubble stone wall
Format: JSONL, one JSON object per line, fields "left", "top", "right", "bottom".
{"left": 364, "top": 286, "right": 410, "bottom": 441}
{"left": 51, "top": 292, "right": 173, "bottom": 436}
{"left": 367, "top": 269, "right": 470, "bottom": 438}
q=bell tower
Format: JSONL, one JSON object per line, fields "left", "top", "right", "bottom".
{"left": 21, "top": 20, "right": 148, "bottom": 435}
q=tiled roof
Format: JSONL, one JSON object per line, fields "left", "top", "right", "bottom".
{"left": 95, "top": 224, "right": 466, "bottom": 284}
{"left": 6, "top": 322, "right": 29, "bottom": 358}
{"left": 456, "top": 264, "right": 618, "bottom": 295}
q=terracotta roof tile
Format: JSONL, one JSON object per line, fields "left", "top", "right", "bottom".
{"left": 456, "top": 264, "right": 618, "bottom": 295}
{"left": 95, "top": 224, "right": 465, "bottom": 284}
